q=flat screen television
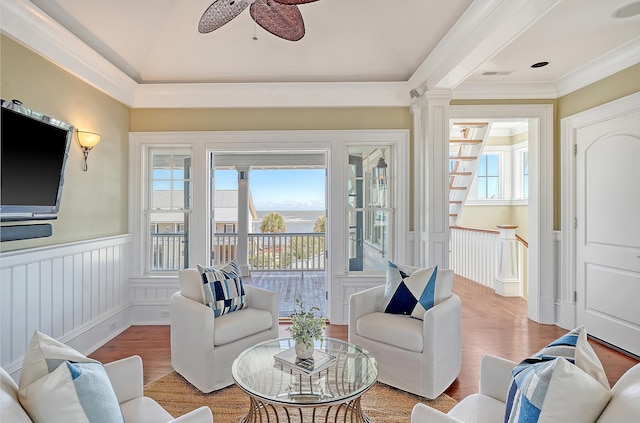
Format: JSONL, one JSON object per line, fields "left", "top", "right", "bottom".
{"left": 1, "top": 99, "right": 74, "bottom": 221}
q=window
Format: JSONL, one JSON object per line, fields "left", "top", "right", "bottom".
{"left": 347, "top": 146, "right": 392, "bottom": 272}
{"left": 476, "top": 154, "right": 501, "bottom": 199}
{"left": 147, "top": 148, "right": 191, "bottom": 272}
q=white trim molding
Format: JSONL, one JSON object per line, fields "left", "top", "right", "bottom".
{"left": 0, "top": 235, "right": 132, "bottom": 377}
{"left": 450, "top": 104, "right": 554, "bottom": 324}
{"left": 559, "top": 91, "right": 640, "bottom": 331}
{"left": 2, "top": 0, "right": 636, "bottom": 108}
{"left": 129, "top": 129, "right": 410, "bottom": 325}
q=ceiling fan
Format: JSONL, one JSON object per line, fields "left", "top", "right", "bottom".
{"left": 198, "top": 0, "right": 318, "bottom": 42}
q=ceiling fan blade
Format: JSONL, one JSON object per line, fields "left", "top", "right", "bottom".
{"left": 198, "top": 0, "right": 253, "bottom": 33}
{"left": 250, "top": 0, "right": 305, "bottom": 41}
{"left": 271, "top": 0, "right": 319, "bottom": 4}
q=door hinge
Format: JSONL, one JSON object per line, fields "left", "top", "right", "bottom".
{"left": 325, "top": 291, "right": 328, "bottom": 300}
{"left": 573, "top": 291, "right": 577, "bottom": 303}
{"left": 573, "top": 144, "right": 577, "bottom": 155}
{"left": 325, "top": 250, "right": 328, "bottom": 259}
{"left": 573, "top": 217, "right": 577, "bottom": 228}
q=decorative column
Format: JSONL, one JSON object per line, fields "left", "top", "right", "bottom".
{"left": 412, "top": 89, "right": 453, "bottom": 268}
{"left": 495, "top": 225, "right": 520, "bottom": 297}
{"left": 236, "top": 166, "right": 251, "bottom": 276}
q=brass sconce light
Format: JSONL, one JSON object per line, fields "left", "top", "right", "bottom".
{"left": 76, "top": 130, "right": 102, "bottom": 171}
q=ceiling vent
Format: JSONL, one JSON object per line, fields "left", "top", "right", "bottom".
{"left": 482, "top": 70, "right": 514, "bottom": 76}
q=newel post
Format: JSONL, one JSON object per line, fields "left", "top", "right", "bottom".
{"left": 495, "top": 225, "right": 520, "bottom": 297}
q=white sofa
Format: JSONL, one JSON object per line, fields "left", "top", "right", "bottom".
{"left": 1, "top": 355, "right": 213, "bottom": 423}
{"left": 411, "top": 354, "right": 640, "bottom": 423}
{"left": 348, "top": 269, "right": 462, "bottom": 399}
{"left": 171, "top": 268, "right": 279, "bottom": 393}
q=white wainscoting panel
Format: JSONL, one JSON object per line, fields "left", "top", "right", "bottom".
{"left": 128, "top": 277, "right": 179, "bottom": 325}
{"left": 0, "top": 235, "right": 132, "bottom": 376}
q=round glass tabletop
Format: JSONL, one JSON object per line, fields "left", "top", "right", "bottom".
{"left": 232, "top": 337, "right": 378, "bottom": 407}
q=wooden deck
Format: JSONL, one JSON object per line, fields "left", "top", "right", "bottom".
{"left": 244, "top": 271, "right": 326, "bottom": 318}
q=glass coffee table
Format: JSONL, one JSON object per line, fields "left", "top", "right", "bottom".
{"left": 232, "top": 337, "right": 378, "bottom": 423}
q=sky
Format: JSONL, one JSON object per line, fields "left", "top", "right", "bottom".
{"left": 215, "top": 169, "right": 325, "bottom": 211}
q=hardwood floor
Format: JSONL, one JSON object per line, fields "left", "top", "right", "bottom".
{"left": 90, "top": 275, "right": 639, "bottom": 402}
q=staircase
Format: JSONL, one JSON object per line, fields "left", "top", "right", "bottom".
{"left": 448, "top": 121, "right": 491, "bottom": 226}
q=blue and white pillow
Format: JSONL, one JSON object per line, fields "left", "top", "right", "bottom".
{"left": 504, "top": 326, "right": 611, "bottom": 423}
{"left": 198, "top": 261, "right": 247, "bottom": 317}
{"left": 19, "top": 331, "right": 100, "bottom": 389}
{"left": 382, "top": 262, "right": 452, "bottom": 319}
{"left": 19, "top": 361, "right": 124, "bottom": 423}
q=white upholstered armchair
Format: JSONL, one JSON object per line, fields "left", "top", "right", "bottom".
{"left": 171, "top": 268, "right": 279, "bottom": 393}
{"left": 348, "top": 268, "right": 461, "bottom": 399}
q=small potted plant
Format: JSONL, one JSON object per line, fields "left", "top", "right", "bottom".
{"left": 287, "top": 298, "right": 326, "bottom": 359}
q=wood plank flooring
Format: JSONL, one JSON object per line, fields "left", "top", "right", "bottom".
{"left": 244, "top": 271, "right": 326, "bottom": 317}
{"left": 90, "top": 274, "right": 639, "bottom": 402}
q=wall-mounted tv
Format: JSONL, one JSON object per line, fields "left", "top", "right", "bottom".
{"left": 1, "top": 99, "right": 74, "bottom": 221}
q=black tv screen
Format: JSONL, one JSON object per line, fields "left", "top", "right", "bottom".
{"left": 1, "top": 99, "right": 73, "bottom": 221}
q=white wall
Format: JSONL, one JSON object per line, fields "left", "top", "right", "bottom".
{"left": 0, "top": 235, "right": 132, "bottom": 378}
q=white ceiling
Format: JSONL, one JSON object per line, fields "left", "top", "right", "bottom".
{"left": 2, "top": 0, "right": 639, "bottom": 107}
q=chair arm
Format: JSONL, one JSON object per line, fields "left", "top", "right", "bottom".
{"left": 245, "top": 285, "right": 279, "bottom": 323}
{"left": 170, "top": 293, "right": 215, "bottom": 368}
{"left": 411, "top": 403, "right": 463, "bottom": 423}
{"left": 478, "top": 354, "right": 517, "bottom": 403}
{"left": 169, "top": 406, "right": 213, "bottom": 423}
{"left": 349, "top": 285, "right": 384, "bottom": 322}
{"left": 103, "top": 355, "right": 144, "bottom": 404}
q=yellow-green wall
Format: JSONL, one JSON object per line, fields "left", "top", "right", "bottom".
{"left": 0, "top": 35, "right": 130, "bottom": 251}
{"left": 2, "top": 32, "right": 638, "bottom": 252}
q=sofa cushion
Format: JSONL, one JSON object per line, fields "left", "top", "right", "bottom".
{"left": 120, "top": 397, "right": 175, "bottom": 423}
{"left": 504, "top": 357, "right": 610, "bottom": 423}
{"left": 19, "top": 361, "right": 124, "bottom": 423}
{"left": 214, "top": 308, "right": 273, "bottom": 346}
{"left": 356, "top": 311, "right": 423, "bottom": 352}
{"left": 448, "top": 393, "right": 506, "bottom": 423}
{"left": 1, "top": 368, "right": 32, "bottom": 423}
{"left": 19, "top": 331, "right": 98, "bottom": 389}
{"left": 383, "top": 263, "right": 452, "bottom": 319}
{"left": 198, "top": 262, "right": 247, "bottom": 317}
{"left": 595, "top": 363, "right": 640, "bottom": 423}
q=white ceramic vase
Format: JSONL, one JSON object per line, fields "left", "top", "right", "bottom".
{"left": 295, "top": 341, "right": 314, "bottom": 360}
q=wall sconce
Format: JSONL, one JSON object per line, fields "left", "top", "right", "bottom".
{"left": 375, "top": 156, "right": 388, "bottom": 188}
{"left": 76, "top": 130, "right": 102, "bottom": 171}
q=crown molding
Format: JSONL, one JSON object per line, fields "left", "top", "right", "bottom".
{"left": 453, "top": 81, "right": 558, "bottom": 100}
{"left": 554, "top": 36, "right": 640, "bottom": 98}
{"left": 133, "top": 81, "right": 411, "bottom": 109}
{"left": 2, "top": 0, "right": 637, "bottom": 108}
{"left": 1, "top": 0, "right": 137, "bottom": 106}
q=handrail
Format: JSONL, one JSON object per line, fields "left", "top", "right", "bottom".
{"left": 450, "top": 225, "right": 499, "bottom": 234}
{"left": 451, "top": 225, "right": 528, "bottom": 247}
{"left": 516, "top": 234, "right": 528, "bottom": 248}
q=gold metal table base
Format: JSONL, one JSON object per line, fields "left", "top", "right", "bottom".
{"left": 240, "top": 396, "right": 372, "bottom": 423}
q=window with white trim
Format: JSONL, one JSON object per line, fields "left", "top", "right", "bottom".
{"left": 146, "top": 148, "right": 191, "bottom": 273}
{"left": 476, "top": 153, "right": 501, "bottom": 199}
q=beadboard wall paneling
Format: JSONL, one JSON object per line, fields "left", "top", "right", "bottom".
{"left": 0, "top": 235, "right": 132, "bottom": 376}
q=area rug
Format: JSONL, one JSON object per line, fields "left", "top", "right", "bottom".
{"left": 145, "top": 371, "right": 457, "bottom": 422}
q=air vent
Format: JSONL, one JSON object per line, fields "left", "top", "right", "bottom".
{"left": 482, "top": 70, "right": 514, "bottom": 76}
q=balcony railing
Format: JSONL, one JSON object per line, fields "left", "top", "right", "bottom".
{"left": 151, "top": 233, "right": 185, "bottom": 271}
{"left": 151, "top": 232, "right": 325, "bottom": 272}
{"left": 214, "top": 233, "right": 326, "bottom": 271}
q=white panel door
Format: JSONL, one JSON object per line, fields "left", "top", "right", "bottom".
{"left": 576, "top": 110, "right": 640, "bottom": 356}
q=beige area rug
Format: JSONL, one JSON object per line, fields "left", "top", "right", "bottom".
{"left": 145, "top": 371, "right": 457, "bottom": 422}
